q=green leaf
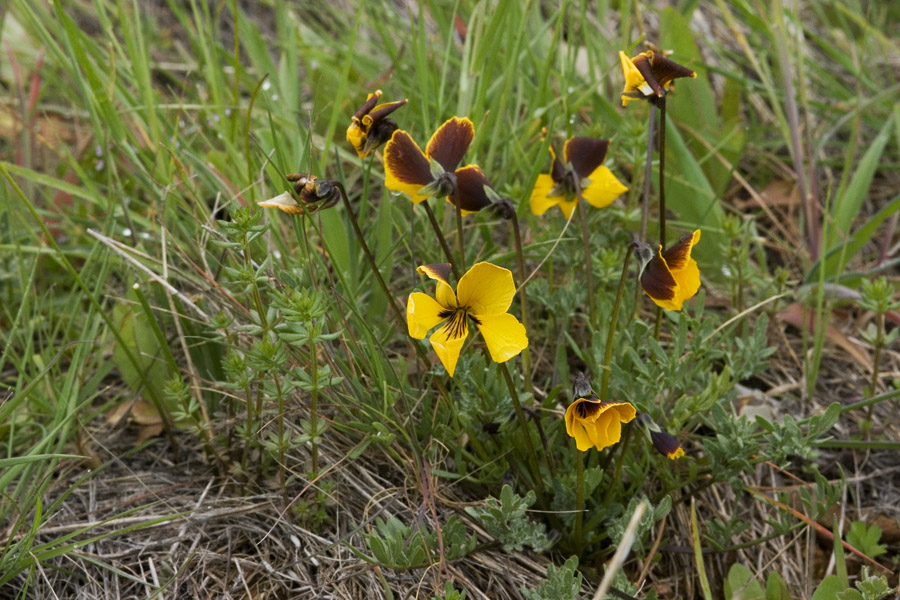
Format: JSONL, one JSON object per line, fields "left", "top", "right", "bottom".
{"left": 724, "top": 563, "right": 765, "bottom": 600}
{"left": 806, "top": 193, "right": 900, "bottom": 283}
{"left": 812, "top": 575, "right": 849, "bottom": 600}
{"left": 765, "top": 572, "right": 790, "bottom": 600}
{"left": 828, "top": 118, "right": 894, "bottom": 246}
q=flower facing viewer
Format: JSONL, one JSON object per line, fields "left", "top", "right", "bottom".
{"left": 619, "top": 50, "right": 696, "bottom": 107}
{"left": 635, "top": 229, "right": 701, "bottom": 311}
{"left": 257, "top": 173, "right": 340, "bottom": 215}
{"left": 383, "top": 117, "right": 493, "bottom": 213}
{"left": 530, "top": 137, "right": 628, "bottom": 219}
{"left": 406, "top": 262, "right": 528, "bottom": 377}
{"left": 564, "top": 373, "right": 635, "bottom": 452}
{"left": 346, "top": 90, "right": 408, "bottom": 158}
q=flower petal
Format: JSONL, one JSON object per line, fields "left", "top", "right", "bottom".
{"left": 258, "top": 191, "right": 304, "bottom": 214}
{"left": 426, "top": 116, "right": 474, "bottom": 172}
{"left": 557, "top": 198, "right": 578, "bottom": 219}
{"left": 406, "top": 292, "right": 447, "bottom": 339}
{"left": 666, "top": 230, "right": 701, "bottom": 305}
{"left": 620, "top": 51, "right": 654, "bottom": 105}
{"left": 352, "top": 90, "right": 382, "bottom": 120}
{"left": 451, "top": 164, "right": 493, "bottom": 214}
{"left": 416, "top": 264, "right": 457, "bottom": 308}
{"left": 346, "top": 122, "right": 368, "bottom": 157}
{"left": 530, "top": 173, "right": 562, "bottom": 216}
{"left": 647, "top": 52, "right": 697, "bottom": 89}
{"left": 429, "top": 311, "right": 468, "bottom": 377}
{"left": 650, "top": 430, "right": 685, "bottom": 460}
{"left": 417, "top": 263, "right": 452, "bottom": 286}
{"left": 384, "top": 130, "right": 433, "bottom": 203}
{"left": 565, "top": 401, "right": 598, "bottom": 452}
{"left": 641, "top": 245, "right": 680, "bottom": 311}
{"left": 581, "top": 165, "right": 628, "bottom": 210}
{"left": 475, "top": 313, "right": 528, "bottom": 364}
{"left": 457, "top": 262, "right": 516, "bottom": 316}
{"left": 368, "top": 98, "right": 408, "bottom": 122}
{"left": 564, "top": 137, "right": 609, "bottom": 180}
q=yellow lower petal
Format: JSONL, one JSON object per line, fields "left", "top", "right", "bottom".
{"left": 384, "top": 173, "right": 431, "bottom": 204}
{"left": 557, "top": 198, "right": 578, "bottom": 219}
{"left": 529, "top": 174, "right": 561, "bottom": 216}
{"left": 582, "top": 166, "right": 628, "bottom": 209}
{"left": 571, "top": 421, "right": 596, "bottom": 452}
{"left": 406, "top": 293, "right": 446, "bottom": 339}
{"left": 429, "top": 314, "right": 468, "bottom": 377}
{"left": 475, "top": 313, "right": 528, "bottom": 364}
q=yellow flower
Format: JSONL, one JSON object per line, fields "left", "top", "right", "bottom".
{"left": 346, "top": 90, "right": 408, "bottom": 158}
{"left": 636, "top": 229, "right": 701, "bottom": 311}
{"left": 619, "top": 50, "right": 697, "bottom": 107}
{"left": 257, "top": 173, "right": 339, "bottom": 215}
{"left": 530, "top": 137, "right": 627, "bottom": 219}
{"left": 565, "top": 397, "right": 636, "bottom": 452}
{"left": 383, "top": 117, "right": 493, "bottom": 214}
{"left": 637, "top": 412, "right": 684, "bottom": 460}
{"left": 406, "top": 262, "right": 528, "bottom": 377}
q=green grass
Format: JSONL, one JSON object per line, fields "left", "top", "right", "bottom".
{"left": 2, "top": 0, "right": 899, "bottom": 597}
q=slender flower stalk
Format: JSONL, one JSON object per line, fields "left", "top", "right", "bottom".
{"left": 454, "top": 193, "right": 467, "bottom": 272}
{"left": 602, "top": 244, "right": 635, "bottom": 398}
{"left": 499, "top": 361, "right": 547, "bottom": 506}
{"left": 573, "top": 176, "right": 597, "bottom": 325}
{"left": 509, "top": 212, "right": 532, "bottom": 394}
{"left": 634, "top": 109, "right": 657, "bottom": 320}
{"left": 309, "top": 327, "right": 320, "bottom": 478}
{"left": 575, "top": 451, "right": 585, "bottom": 551}
{"left": 422, "top": 202, "right": 461, "bottom": 279}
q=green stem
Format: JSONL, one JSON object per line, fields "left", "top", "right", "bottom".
{"left": 573, "top": 177, "right": 597, "bottom": 325}
{"left": 866, "top": 311, "right": 884, "bottom": 424}
{"left": 335, "top": 182, "right": 407, "bottom": 327}
{"left": 601, "top": 425, "right": 632, "bottom": 511}
{"left": 655, "top": 99, "right": 667, "bottom": 341}
{"left": 423, "top": 202, "right": 461, "bottom": 279}
{"left": 510, "top": 213, "right": 532, "bottom": 395}
{"left": 499, "top": 361, "right": 547, "bottom": 506}
{"left": 634, "top": 106, "right": 657, "bottom": 320}
{"left": 658, "top": 98, "right": 667, "bottom": 250}
{"left": 309, "top": 329, "right": 319, "bottom": 479}
{"left": 601, "top": 245, "right": 634, "bottom": 399}
{"left": 454, "top": 198, "right": 467, "bottom": 273}
{"left": 575, "top": 451, "right": 585, "bottom": 552}
{"left": 273, "top": 373, "right": 286, "bottom": 504}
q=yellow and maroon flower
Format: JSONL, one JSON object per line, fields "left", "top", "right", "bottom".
{"left": 383, "top": 117, "right": 493, "bottom": 214}
{"left": 406, "top": 262, "right": 528, "bottom": 377}
{"left": 564, "top": 373, "right": 636, "bottom": 452}
{"left": 346, "top": 90, "right": 408, "bottom": 158}
{"left": 530, "top": 137, "right": 627, "bottom": 219}
{"left": 257, "top": 173, "right": 340, "bottom": 215}
{"left": 636, "top": 412, "right": 685, "bottom": 460}
{"left": 619, "top": 50, "right": 696, "bottom": 107}
{"left": 635, "top": 229, "right": 701, "bottom": 311}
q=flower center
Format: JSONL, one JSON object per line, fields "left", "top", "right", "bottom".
{"left": 437, "top": 308, "right": 481, "bottom": 340}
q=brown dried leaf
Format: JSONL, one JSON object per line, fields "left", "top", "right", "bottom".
{"left": 131, "top": 399, "right": 163, "bottom": 425}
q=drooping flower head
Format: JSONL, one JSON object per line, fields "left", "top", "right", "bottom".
{"left": 346, "top": 90, "right": 408, "bottom": 158}
{"left": 635, "top": 229, "right": 701, "bottom": 311}
{"left": 564, "top": 372, "right": 636, "bottom": 452}
{"left": 406, "top": 262, "right": 528, "bottom": 377}
{"left": 257, "top": 173, "right": 340, "bottom": 215}
{"left": 636, "top": 412, "right": 685, "bottom": 460}
{"left": 530, "top": 136, "right": 628, "bottom": 219}
{"left": 619, "top": 50, "right": 696, "bottom": 107}
{"left": 383, "top": 117, "right": 493, "bottom": 214}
